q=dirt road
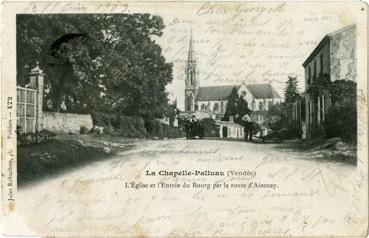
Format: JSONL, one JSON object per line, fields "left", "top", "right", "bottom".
{"left": 15, "top": 139, "right": 366, "bottom": 237}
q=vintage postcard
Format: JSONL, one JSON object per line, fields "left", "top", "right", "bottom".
{"left": 1, "top": 1, "right": 368, "bottom": 237}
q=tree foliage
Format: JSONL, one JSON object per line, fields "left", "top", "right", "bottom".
{"left": 222, "top": 87, "right": 251, "bottom": 124}
{"left": 324, "top": 80, "right": 357, "bottom": 142}
{"left": 17, "top": 14, "right": 173, "bottom": 118}
{"left": 264, "top": 76, "right": 300, "bottom": 138}
{"left": 284, "top": 76, "right": 299, "bottom": 103}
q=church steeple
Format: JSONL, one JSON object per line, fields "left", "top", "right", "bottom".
{"left": 185, "top": 30, "right": 198, "bottom": 112}
{"left": 187, "top": 30, "right": 194, "bottom": 64}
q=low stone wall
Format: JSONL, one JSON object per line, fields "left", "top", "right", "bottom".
{"left": 42, "top": 112, "right": 93, "bottom": 134}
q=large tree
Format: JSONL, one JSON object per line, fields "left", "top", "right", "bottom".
{"left": 265, "top": 76, "right": 300, "bottom": 134}
{"left": 17, "top": 14, "right": 173, "bottom": 118}
{"left": 223, "top": 87, "right": 251, "bottom": 124}
{"left": 284, "top": 76, "right": 299, "bottom": 103}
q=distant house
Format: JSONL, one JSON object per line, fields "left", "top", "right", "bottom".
{"left": 301, "top": 24, "right": 356, "bottom": 138}
{"left": 215, "top": 116, "right": 244, "bottom": 138}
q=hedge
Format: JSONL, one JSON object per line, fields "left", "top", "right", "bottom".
{"left": 91, "top": 112, "right": 183, "bottom": 139}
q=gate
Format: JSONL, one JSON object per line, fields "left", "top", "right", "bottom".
{"left": 17, "top": 86, "right": 37, "bottom": 133}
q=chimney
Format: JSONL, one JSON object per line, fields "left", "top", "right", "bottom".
{"left": 229, "top": 116, "right": 234, "bottom": 123}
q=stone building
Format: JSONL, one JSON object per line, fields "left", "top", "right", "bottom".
{"left": 302, "top": 24, "right": 356, "bottom": 138}
{"left": 183, "top": 33, "right": 282, "bottom": 127}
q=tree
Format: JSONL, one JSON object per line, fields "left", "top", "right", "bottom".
{"left": 284, "top": 76, "right": 299, "bottom": 103}
{"left": 265, "top": 102, "right": 284, "bottom": 131}
{"left": 17, "top": 14, "right": 173, "bottom": 118}
{"left": 282, "top": 76, "right": 300, "bottom": 129}
{"left": 223, "top": 87, "right": 251, "bottom": 124}
{"left": 263, "top": 76, "right": 300, "bottom": 138}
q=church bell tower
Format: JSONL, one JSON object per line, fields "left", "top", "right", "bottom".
{"left": 184, "top": 31, "right": 198, "bottom": 112}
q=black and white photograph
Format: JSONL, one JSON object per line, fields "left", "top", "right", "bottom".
{"left": 1, "top": 1, "right": 368, "bottom": 237}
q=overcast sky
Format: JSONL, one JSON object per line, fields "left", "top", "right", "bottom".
{"left": 146, "top": 2, "right": 358, "bottom": 110}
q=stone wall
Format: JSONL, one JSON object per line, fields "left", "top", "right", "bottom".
{"left": 42, "top": 112, "right": 93, "bottom": 134}
{"left": 330, "top": 25, "right": 356, "bottom": 82}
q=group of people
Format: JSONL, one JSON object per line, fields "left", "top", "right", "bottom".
{"left": 185, "top": 115, "right": 204, "bottom": 139}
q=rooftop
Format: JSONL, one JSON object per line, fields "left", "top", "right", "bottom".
{"left": 196, "top": 83, "right": 281, "bottom": 101}
{"left": 196, "top": 85, "right": 240, "bottom": 101}
{"left": 246, "top": 84, "right": 281, "bottom": 99}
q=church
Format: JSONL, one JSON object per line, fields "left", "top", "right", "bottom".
{"left": 182, "top": 34, "right": 282, "bottom": 134}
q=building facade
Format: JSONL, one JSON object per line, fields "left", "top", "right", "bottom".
{"left": 215, "top": 116, "right": 244, "bottom": 138}
{"left": 302, "top": 25, "right": 356, "bottom": 138}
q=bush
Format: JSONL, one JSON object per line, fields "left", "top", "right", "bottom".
{"left": 18, "top": 130, "right": 56, "bottom": 146}
{"left": 310, "top": 124, "right": 326, "bottom": 139}
{"left": 146, "top": 120, "right": 184, "bottom": 138}
{"left": 18, "top": 140, "right": 110, "bottom": 185}
{"left": 80, "top": 126, "right": 89, "bottom": 134}
{"left": 324, "top": 99, "right": 356, "bottom": 142}
{"left": 91, "top": 112, "right": 147, "bottom": 138}
{"left": 264, "top": 127, "right": 301, "bottom": 140}
{"left": 91, "top": 112, "right": 183, "bottom": 139}
{"left": 202, "top": 118, "right": 219, "bottom": 137}
{"left": 323, "top": 80, "right": 356, "bottom": 143}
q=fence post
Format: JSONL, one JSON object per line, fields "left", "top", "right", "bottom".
{"left": 29, "top": 63, "right": 44, "bottom": 132}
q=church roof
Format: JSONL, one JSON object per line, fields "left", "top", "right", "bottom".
{"left": 196, "top": 83, "right": 281, "bottom": 101}
{"left": 246, "top": 84, "right": 281, "bottom": 99}
{"left": 196, "top": 85, "right": 240, "bottom": 101}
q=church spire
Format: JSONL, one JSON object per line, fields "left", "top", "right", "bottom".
{"left": 187, "top": 29, "right": 194, "bottom": 63}
{"left": 184, "top": 29, "right": 198, "bottom": 112}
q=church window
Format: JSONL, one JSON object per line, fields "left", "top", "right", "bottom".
{"left": 259, "top": 102, "right": 264, "bottom": 111}
{"left": 190, "top": 71, "right": 194, "bottom": 85}
{"left": 213, "top": 103, "right": 219, "bottom": 112}
{"left": 320, "top": 54, "right": 324, "bottom": 75}
{"left": 201, "top": 104, "right": 206, "bottom": 110}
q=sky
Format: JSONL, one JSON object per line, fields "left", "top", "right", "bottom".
{"left": 144, "top": 2, "right": 358, "bottom": 110}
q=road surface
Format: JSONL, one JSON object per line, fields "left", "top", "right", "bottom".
{"left": 14, "top": 139, "right": 366, "bottom": 237}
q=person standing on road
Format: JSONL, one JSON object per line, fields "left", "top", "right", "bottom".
{"left": 242, "top": 113, "right": 253, "bottom": 142}
{"left": 248, "top": 115, "right": 254, "bottom": 142}
{"left": 190, "top": 115, "right": 198, "bottom": 139}
{"left": 185, "top": 117, "right": 191, "bottom": 139}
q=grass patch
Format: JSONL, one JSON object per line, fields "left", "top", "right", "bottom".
{"left": 273, "top": 138, "right": 357, "bottom": 165}
{"left": 17, "top": 139, "right": 112, "bottom": 186}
